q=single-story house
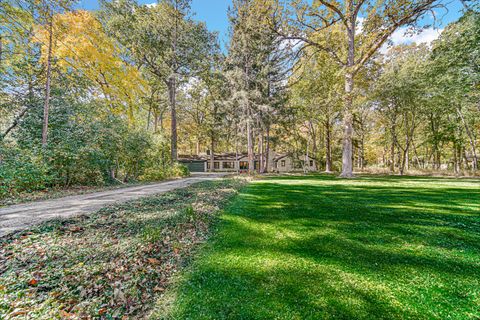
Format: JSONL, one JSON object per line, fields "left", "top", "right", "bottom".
{"left": 272, "top": 154, "right": 317, "bottom": 173}
{"left": 179, "top": 152, "right": 316, "bottom": 173}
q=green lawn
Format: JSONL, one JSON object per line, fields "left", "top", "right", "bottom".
{"left": 162, "top": 175, "right": 480, "bottom": 320}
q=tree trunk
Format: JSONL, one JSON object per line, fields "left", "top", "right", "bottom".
{"left": 341, "top": 72, "right": 354, "bottom": 177}
{"left": 340, "top": 12, "right": 356, "bottom": 178}
{"left": 42, "top": 20, "right": 53, "bottom": 147}
{"left": 456, "top": 106, "right": 478, "bottom": 170}
{"left": 146, "top": 106, "right": 151, "bottom": 130}
{"left": 258, "top": 133, "right": 264, "bottom": 173}
{"left": 247, "top": 112, "right": 254, "bottom": 174}
{"left": 325, "top": 119, "right": 332, "bottom": 173}
{"left": 453, "top": 143, "right": 460, "bottom": 176}
{"left": 168, "top": 76, "right": 177, "bottom": 162}
{"left": 390, "top": 125, "right": 396, "bottom": 173}
{"left": 0, "top": 34, "right": 3, "bottom": 66}
{"left": 210, "top": 137, "right": 214, "bottom": 172}
{"left": 264, "top": 125, "right": 270, "bottom": 173}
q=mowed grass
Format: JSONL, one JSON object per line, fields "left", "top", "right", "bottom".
{"left": 163, "top": 175, "right": 480, "bottom": 320}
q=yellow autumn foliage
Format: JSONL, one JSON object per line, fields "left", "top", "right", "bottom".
{"left": 34, "top": 10, "right": 147, "bottom": 120}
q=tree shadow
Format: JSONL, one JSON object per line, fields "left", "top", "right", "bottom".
{"left": 170, "top": 175, "right": 480, "bottom": 319}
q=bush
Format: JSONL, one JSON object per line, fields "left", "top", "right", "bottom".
{"left": 171, "top": 163, "right": 190, "bottom": 178}
{"left": 140, "top": 163, "right": 190, "bottom": 182}
{"left": 0, "top": 149, "right": 54, "bottom": 197}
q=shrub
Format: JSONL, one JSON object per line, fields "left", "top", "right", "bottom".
{"left": 0, "top": 149, "right": 54, "bottom": 197}
{"left": 171, "top": 163, "right": 190, "bottom": 178}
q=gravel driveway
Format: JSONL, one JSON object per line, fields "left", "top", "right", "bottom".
{"left": 0, "top": 173, "right": 228, "bottom": 237}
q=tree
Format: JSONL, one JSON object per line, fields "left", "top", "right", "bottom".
{"left": 226, "top": 0, "right": 288, "bottom": 173}
{"left": 430, "top": 11, "right": 480, "bottom": 170}
{"left": 272, "top": 0, "right": 445, "bottom": 177}
{"left": 100, "top": 0, "right": 218, "bottom": 162}
{"left": 374, "top": 45, "right": 429, "bottom": 175}
{"left": 35, "top": 10, "right": 147, "bottom": 120}
{"left": 290, "top": 48, "right": 343, "bottom": 172}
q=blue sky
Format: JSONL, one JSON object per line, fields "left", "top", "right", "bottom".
{"left": 78, "top": 0, "right": 464, "bottom": 47}
{"left": 77, "top": 0, "right": 233, "bottom": 45}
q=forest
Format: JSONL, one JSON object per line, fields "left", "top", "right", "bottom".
{"left": 1, "top": 0, "right": 479, "bottom": 197}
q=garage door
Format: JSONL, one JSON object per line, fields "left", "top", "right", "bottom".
{"left": 183, "top": 161, "right": 205, "bottom": 172}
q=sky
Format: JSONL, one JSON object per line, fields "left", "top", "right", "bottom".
{"left": 77, "top": 0, "right": 233, "bottom": 45}
{"left": 77, "top": 0, "right": 465, "bottom": 48}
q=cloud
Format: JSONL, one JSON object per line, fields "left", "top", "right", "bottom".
{"left": 390, "top": 27, "right": 443, "bottom": 45}
{"left": 381, "top": 27, "right": 443, "bottom": 54}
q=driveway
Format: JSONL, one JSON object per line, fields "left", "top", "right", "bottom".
{"left": 0, "top": 173, "right": 228, "bottom": 237}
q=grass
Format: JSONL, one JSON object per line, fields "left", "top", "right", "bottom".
{"left": 0, "top": 178, "right": 247, "bottom": 319}
{"left": 163, "top": 174, "right": 480, "bottom": 320}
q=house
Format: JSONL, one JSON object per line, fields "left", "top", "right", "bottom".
{"left": 179, "top": 153, "right": 262, "bottom": 172}
{"left": 272, "top": 154, "right": 317, "bottom": 173}
{"left": 179, "top": 152, "right": 317, "bottom": 173}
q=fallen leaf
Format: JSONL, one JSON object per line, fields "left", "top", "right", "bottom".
{"left": 60, "top": 310, "right": 75, "bottom": 318}
{"left": 98, "top": 308, "right": 107, "bottom": 315}
{"left": 9, "top": 309, "right": 28, "bottom": 317}
{"left": 68, "top": 226, "right": 82, "bottom": 233}
{"left": 28, "top": 278, "right": 38, "bottom": 286}
{"left": 147, "top": 258, "right": 160, "bottom": 265}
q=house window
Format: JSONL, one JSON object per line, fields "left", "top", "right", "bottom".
{"left": 207, "top": 162, "right": 210, "bottom": 169}
{"left": 281, "top": 160, "right": 286, "bottom": 167}
{"left": 310, "top": 160, "right": 314, "bottom": 166}
{"left": 214, "top": 162, "right": 220, "bottom": 169}
{"left": 223, "top": 162, "right": 234, "bottom": 169}
{"left": 240, "top": 161, "right": 249, "bottom": 170}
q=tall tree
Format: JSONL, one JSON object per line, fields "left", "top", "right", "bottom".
{"left": 273, "top": 0, "right": 444, "bottom": 177}
{"left": 101, "top": 0, "right": 217, "bottom": 162}
{"left": 226, "top": 0, "right": 288, "bottom": 173}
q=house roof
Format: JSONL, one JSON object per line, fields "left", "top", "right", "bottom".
{"left": 179, "top": 153, "right": 260, "bottom": 161}
{"left": 214, "top": 153, "right": 246, "bottom": 161}
{"left": 178, "top": 155, "right": 207, "bottom": 162}
{"left": 273, "top": 154, "right": 317, "bottom": 162}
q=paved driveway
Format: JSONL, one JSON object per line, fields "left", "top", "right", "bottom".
{"left": 0, "top": 173, "right": 228, "bottom": 237}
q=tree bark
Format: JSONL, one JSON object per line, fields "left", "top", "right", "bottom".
{"left": 247, "top": 110, "right": 254, "bottom": 174}
{"left": 264, "top": 125, "right": 270, "bottom": 173}
{"left": 453, "top": 143, "right": 460, "bottom": 176}
{"left": 168, "top": 76, "right": 178, "bottom": 162}
{"left": 340, "top": 6, "right": 356, "bottom": 178}
{"left": 2, "top": 107, "right": 29, "bottom": 140}
{"left": 341, "top": 75, "right": 355, "bottom": 177}
{"left": 258, "top": 133, "right": 264, "bottom": 173}
{"left": 456, "top": 106, "right": 478, "bottom": 170}
{"left": 325, "top": 119, "right": 332, "bottom": 173}
{"left": 169, "top": 0, "right": 179, "bottom": 162}
{"left": 390, "top": 123, "right": 396, "bottom": 173}
{"left": 42, "top": 20, "right": 53, "bottom": 147}
{"left": 0, "top": 34, "right": 3, "bottom": 66}
{"left": 210, "top": 137, "right": 215, "bottom": 172}
{"left": 146, "top": 106, "right": 151, "bottom": 130}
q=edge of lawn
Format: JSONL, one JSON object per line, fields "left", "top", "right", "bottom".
{"left": 0, "top": 176, "right": 251, "bottom": 318}
{"left": 147, "top": 176, "right": 257, "bottom": 320}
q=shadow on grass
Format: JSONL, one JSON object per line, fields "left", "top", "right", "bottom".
{"left": 167, "top": 175, "right": 480, "bottom": 320}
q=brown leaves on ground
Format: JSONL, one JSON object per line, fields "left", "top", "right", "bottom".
{"left": 0, "top": 178, "right": 247, "bottom": 319}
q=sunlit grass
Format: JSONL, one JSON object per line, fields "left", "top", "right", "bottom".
{"left": 160, "top": 174, "right": 480, "bottom": 319}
